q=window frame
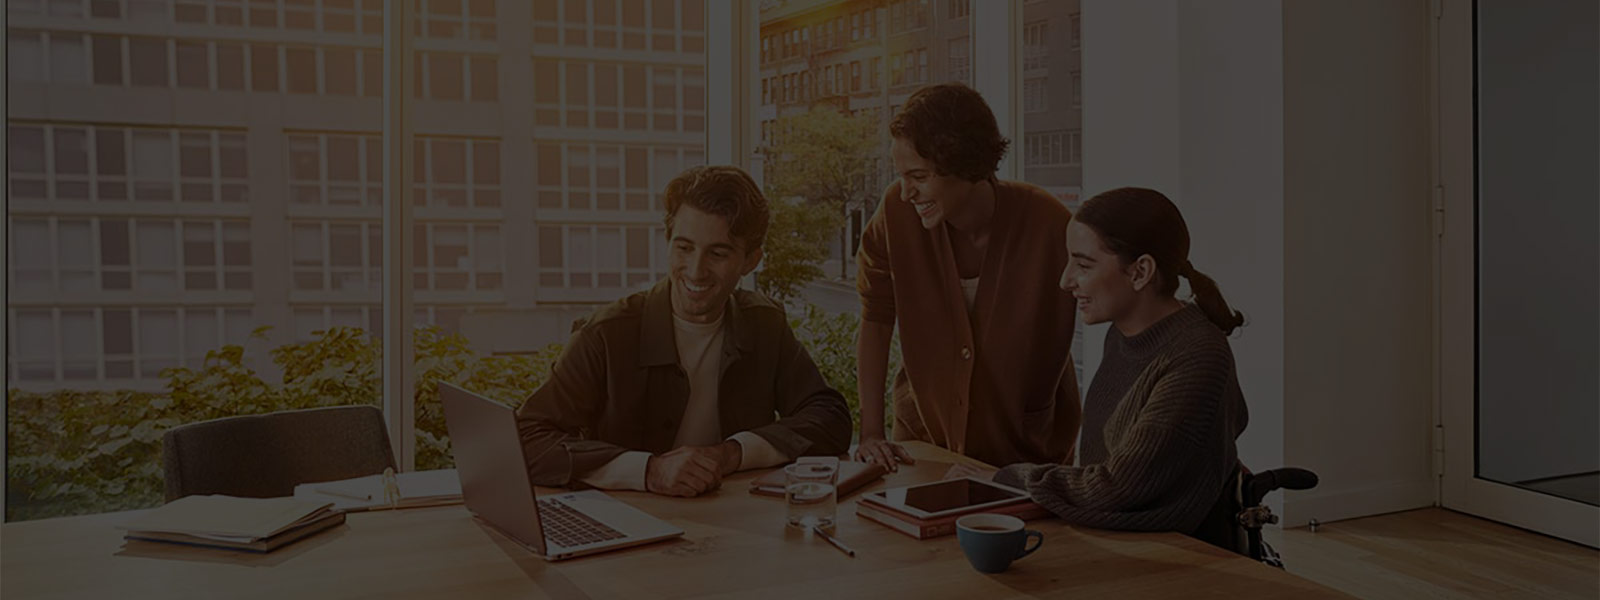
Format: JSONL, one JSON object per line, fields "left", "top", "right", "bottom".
{"left": 2, "top": 0, "right": 1037, "bottom": 481}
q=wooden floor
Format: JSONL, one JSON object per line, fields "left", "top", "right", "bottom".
{"left": 1264, "top": 507, "right": 1599, "bottom": 599}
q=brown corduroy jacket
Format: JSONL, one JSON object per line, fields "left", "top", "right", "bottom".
{"left": 515, "top": 278, "right": 854, "bottom": 487}
{"left": 857, "top": 179, "right": 1082, "bottom": 467}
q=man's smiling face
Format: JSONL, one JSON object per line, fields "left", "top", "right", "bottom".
{"left": 667, "top": 204, "right": 762, "bottom": 323}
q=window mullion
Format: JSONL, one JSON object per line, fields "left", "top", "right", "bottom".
{"left": 382, "top": 0, "right": 417, "bottom": 471}
{"left": 973, "top": 0, "right": 1020, "bottom": 180}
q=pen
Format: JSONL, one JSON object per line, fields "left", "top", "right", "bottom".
{"left": 812, "top": 525, "right": 856, "bottom": 558}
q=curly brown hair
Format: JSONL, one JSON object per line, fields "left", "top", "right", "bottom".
{"left": 888, "top": 83, "right": 1010, "bottom": 182}
{"left": 662, "top": 165, "right": 771, "bottom": 251}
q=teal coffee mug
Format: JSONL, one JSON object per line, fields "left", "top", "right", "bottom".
{"left": 955, "top": 513, "right": 1045, "bottom": 574}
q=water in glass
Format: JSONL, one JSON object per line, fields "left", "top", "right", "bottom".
{"left": 784, "top": 462, "right": 837, "bottom": 529}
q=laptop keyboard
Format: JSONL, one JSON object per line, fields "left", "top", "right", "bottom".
{"left": 538, "top": 498, "right": 626, "bottom": 548}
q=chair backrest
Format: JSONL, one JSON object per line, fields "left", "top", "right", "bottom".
{"left": 161, "top": 405, "right": 396, "bottom": 501}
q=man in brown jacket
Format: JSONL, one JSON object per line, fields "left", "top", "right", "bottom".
{"left": 515, "top": 166, "right": 852, "bottom": 498}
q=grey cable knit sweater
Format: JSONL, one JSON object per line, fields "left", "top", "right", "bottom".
{"left": 994, "top": 304, "right": 1248, "bottom": 534}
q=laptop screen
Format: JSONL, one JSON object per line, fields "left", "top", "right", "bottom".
{"left": 438, "top": 382, "right": 547, "bottom": 554}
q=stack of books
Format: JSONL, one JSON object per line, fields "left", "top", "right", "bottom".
{"left": 117, "top": 495, "right": 346, "bottom": 553}
{"left": 855, "top": 491, "right": 1051, "bottom": 540}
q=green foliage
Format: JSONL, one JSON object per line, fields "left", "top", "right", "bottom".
{"left": 760, "top": 107, "right": 881, "bottom": 208}
{"left": 411, "top": 328, "right": 561, "bottom": 471}
{"left": 786, "top": 305, "right": 902, "bottom": 430}
{"left": 758, "top": 198, "right": 845, "bottom": 303}
{"left": 758, "top": 107, "right": 881, "bottom": 300}
{"left": 6, "top": 306, "right": 872, "bottom": 522}
{"left": 5, "top": 389, "right": 173, "bottom": 520}
{"left": 5, "top": 326, "right": 557, "bottom": 522}
{"left": 163, "top": 326, "right": 383, "bottom": 422}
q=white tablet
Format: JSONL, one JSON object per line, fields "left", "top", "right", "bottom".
{"left": 861, "top": 477, "right": 1030, "bottom": 520}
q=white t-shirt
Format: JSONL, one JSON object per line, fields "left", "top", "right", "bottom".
{"left": 960, "top": 277, "right": 981, "bottom": 315}
{"left": 670, "top": 313, "right": 726, "bottom": 447}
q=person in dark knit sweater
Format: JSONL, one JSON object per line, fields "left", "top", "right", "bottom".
{"left": 966, "top": 187, "right": 1250, "bottom": 552}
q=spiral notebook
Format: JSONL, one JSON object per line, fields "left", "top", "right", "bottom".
{"left": 293, "top": 468, "right": 463, "bottom": 512}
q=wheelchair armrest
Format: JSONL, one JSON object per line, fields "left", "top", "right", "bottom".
{"left": 1243, "top": 467, "right": 1319, "bottom": 507}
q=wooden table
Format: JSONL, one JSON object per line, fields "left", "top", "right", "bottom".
{"left": 1, "top": 442, "right": 1349, "bottom": 599}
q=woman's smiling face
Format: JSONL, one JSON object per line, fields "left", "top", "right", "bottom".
{"left": 891, "top": 136, "right": 977, "bottom": 230}
{"left": 1060, "top": 220, "right": 1138, "bottom": 326}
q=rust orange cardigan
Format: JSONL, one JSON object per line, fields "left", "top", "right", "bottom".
{"left": 857, "top": 179, "right": 1082, "bottom": 467}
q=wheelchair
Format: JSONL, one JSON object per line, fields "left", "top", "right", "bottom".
{"left": 1232, "top": 466, "right": 1319, "bottom": 568}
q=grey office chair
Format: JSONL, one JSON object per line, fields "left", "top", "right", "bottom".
{"left": 161, "top": 405, "right": 397, "bottom": 501}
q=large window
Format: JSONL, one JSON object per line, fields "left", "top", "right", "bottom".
{"left": 290, "top": 221, "right": 381, "bottom": 293}
{"left": 1023, "top": 129, "right": 1082, "bottom": 167}
{"left": 7, "top": 0, "right": 1076, "bottom": 522}
{"left": 8, "top": 123, "right": 249, "bottom": 203}
{"left": 410, "top": 0, "right": 706, "bottom": 471}
{"left": 8, "top": 30, "right": 385, "bottom": 96}
{"left": 532, "top": 59, "right": 705, "bottom": 133}
{"left": 948, "top": 36, "right": 970, "bottom": 85}
{"left": 288, "top": 132, "right": 384, "bottom": 206}
{"left": 1023, "top": 19, "right": 1049, "bottom": 71}
{"left": 749, "top": 2, "right": 977, "bottom": 434}
{"left": 9, "top": 306, "right": 255, "bottom": 382}
{"left": 6, "top": 2, "right": 392, "bottom": 522}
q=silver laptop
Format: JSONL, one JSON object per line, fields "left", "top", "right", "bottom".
{"left": 439, "top": 382, "right": 684, "bottom": 561}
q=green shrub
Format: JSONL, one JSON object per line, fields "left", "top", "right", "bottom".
{"left": 787, "top": 304, "right": 900, "bottom": 430}
{"left": 6, "top": 304, "right": 879, "bottom": 522}
{"left": 4, "top": 325, "right": 554, "bottom": 522}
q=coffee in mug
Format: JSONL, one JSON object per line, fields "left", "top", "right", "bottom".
{"left": 955, "top": 513, "right": 1045, "bottom": 574}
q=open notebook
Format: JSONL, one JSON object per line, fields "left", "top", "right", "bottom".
{"left": 117, "top": 495, "right": 345, "bottom": 553}
{"left": 292, "top": 468, "right": 463, "bottom": 512}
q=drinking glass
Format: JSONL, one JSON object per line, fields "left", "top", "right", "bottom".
{"left": 784, "top": 461, "right": 838, "bottom": 529}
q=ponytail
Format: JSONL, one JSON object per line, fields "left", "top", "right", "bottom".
{"left": 1078, "top": 187, "right": 1247, "bottom": 336}
{"left": 1181, "top": 263, "right": 1245, "bottom": 335}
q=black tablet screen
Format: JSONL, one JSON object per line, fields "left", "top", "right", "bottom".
{"left": 901, "top": 479, "right": 1022, "bottom": 514}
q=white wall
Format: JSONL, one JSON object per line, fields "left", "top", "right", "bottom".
{"left": 1086, "top": 0, "right": 1435, "bottom": 527}
{"left": 1174, "top": 0, "right": 1286, "bottom": 507}
{"left": 1085, "top": 0, "right": 1286, "bottom": 508}
{"left": 1282, "top": 0, "right": 1435, "bottom": 524}
{"left": 1079, "top": 1, "right": 1183, "bottom": 451}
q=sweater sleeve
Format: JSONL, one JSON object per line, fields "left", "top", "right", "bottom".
{"left": 993, "top": 345, "right": 1232, "bottom": 532}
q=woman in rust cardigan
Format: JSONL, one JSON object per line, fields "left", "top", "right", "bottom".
{"left": 853, "top": 83, "right": 1081, "bottom": 470}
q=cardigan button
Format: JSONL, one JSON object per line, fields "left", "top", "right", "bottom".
{"left": 960, "top": 346, "right": 972, "bottom": 360}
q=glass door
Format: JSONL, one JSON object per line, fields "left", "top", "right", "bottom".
{"left": 1438, "top": 0, "right": 1598, "bottom": 547}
